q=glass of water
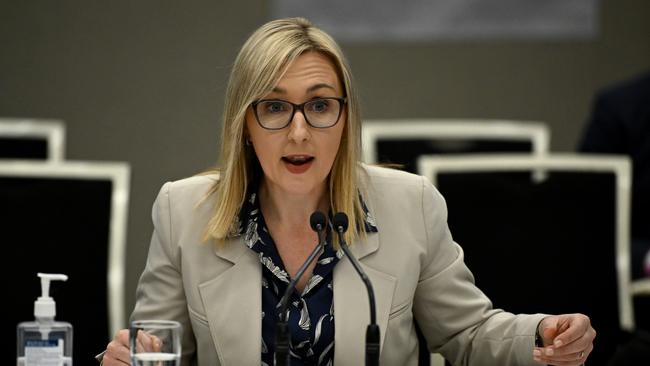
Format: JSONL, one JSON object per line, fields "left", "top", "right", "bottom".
{"left": 130, "top": 320, "right": 182, "bottom": 366}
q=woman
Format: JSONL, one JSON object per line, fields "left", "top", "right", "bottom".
{"left": 101, "top": 17, "right": 595, "bottom": 365}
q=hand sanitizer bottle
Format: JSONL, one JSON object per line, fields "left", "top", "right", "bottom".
{"left": 17, "top": 273, "right": 73, "bottom": 366}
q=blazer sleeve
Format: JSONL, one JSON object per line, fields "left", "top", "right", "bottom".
{"left": 412, "top": 177, "right": 546, "bottom": 366}
{"left": 131, "top": 182, "right": 197, "bottom": 366}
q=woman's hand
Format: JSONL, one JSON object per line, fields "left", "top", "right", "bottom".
{"left": 102, "top": 328, "right": 163, "bottom": 365}
{"left": 533, "top": 314, "right": 596, "bottom": 366}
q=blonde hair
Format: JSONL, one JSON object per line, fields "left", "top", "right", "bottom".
{"left": 204, "top": 17, "right": 365, "bottom": 247}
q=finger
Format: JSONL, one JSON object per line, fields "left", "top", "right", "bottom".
{"left": 552, "top": 315, "right": 589, "bottom": 348}
{"left": 135, "top": 330, "right": 149, "bottom": 353}
{"left": 102, "top": 354, "right": 131, "bottom": 366}
{"left": 545, "top": 327, "right": 595, "bottom": 357}
{"left": 538, "top": 316, "right": 558, "bottom": 346}
{"left": 534, "top": 343, "right": 593, "bottom": 366}
{"left": 138, "top": 329, "right": 156, "bottom": 352}
{"left": 556, "top": 317, "right": 571, "bottom": 335}
{"left": 543, "top": 326, "right": 558, "bottom": 345}
{"left": 106, "top": 340, "right": 132, "bottom": 365}
{"left": 539, "top": 350, "right": 584, "bottom": 362}
{"left": 116, "top": 329, "right": 130, "bottom": 346}
{"left": 533, "top": 353, "right": 584, "bottom": 366}
{"left": 533, "top": 358, "right": 584, "bottom": 366}
{"left": 150, "top": 334, "right": 163, "bottom": 352}
{"left": 136, "top": 337, "right": 145, "bottom": 353}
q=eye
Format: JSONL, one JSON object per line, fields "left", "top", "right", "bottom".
{"left": 262, "top": 101, "right": 288, "bottom": 114}
{"left": 308, "top": 99, "right": 330, "bottom": 113}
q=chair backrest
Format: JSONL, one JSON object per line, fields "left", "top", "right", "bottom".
{"left": 1, "top": 161, "right": 130, "bottom": 365}
{"left": 417, "top": 153, "right": 632, "bottom": 365}
{"left": 362, "top": 119, "right": 550, "bottom": 173}
{"left": 0, "top": 118, "right": 65, "bottom": 161}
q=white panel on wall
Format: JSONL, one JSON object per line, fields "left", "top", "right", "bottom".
{"left": 271, "top": 0, "right": 599, "bottom": 41}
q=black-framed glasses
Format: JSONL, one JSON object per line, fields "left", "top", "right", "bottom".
{"left": 251, "top": 97, "right": 346, "bottom": 130}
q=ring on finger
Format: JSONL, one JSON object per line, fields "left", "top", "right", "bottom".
{"left": 579, "top": 350, "right": 584, "bottom": 359}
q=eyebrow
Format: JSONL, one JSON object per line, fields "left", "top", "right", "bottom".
{"left": 272, "top": 83, "right": 337, "bottom": 94}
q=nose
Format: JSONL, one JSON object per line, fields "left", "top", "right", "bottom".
{"left": 287, "top": 109, "right": 311, "bottom": 142}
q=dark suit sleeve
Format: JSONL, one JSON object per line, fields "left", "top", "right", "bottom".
{"left": 579, "top": 91, "right": 627, "bottom": 154}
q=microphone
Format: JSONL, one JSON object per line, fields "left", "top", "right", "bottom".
{"left": 274, "top": 211, "right": 327, "bottom": 366}
{"left": 332, "top": 212, "right": 380, "bottom": 366}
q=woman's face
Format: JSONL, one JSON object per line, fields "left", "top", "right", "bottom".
{"left": 246, "top": 52, "right": 346, "bottom": 197}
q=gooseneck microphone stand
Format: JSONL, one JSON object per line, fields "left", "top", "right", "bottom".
{"left": 274, "top": 211, "right": 327, "bottom": 366}
{"left": 332, "top": 212, "right": 380, "bottom": 366}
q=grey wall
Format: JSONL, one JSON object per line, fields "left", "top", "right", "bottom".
{"left": 1, "top": 0, "right": 648, "bottom": 330}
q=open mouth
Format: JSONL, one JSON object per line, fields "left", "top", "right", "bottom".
{"left": 282, "top": 155, "right": 315, "bottom": 166}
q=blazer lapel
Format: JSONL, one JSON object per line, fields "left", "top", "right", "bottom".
{"left": 198, "top": 238, "right": 262, "bottom": 366}
{"left": 333, "top": 232, "right": 397, "bottom": 365}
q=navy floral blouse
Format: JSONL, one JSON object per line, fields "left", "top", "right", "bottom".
{"left": 231, "top": 184, "right": 377, "bottom": 366}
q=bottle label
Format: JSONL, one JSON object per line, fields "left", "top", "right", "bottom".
{"left": 25, "top": 339, "right": 63, "bottom": 366}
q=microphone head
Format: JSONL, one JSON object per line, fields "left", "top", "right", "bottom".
{"left": 310, "top": 211, "right": 327, "bottom": 232}
{"left": 332, "top": 212, "right": 349, "bottom": 233}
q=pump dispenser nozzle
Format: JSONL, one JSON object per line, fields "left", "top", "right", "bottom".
{"left": 35, "top": 273, "right": 68, "bottom": 320}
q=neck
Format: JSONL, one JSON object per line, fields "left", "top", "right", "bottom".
{"left": 258, "top": 179, "right": 329, "bottom": 227}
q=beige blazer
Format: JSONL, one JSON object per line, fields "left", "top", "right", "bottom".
{"left": 131, "top": 165, "right": 545, "bottom": 365}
